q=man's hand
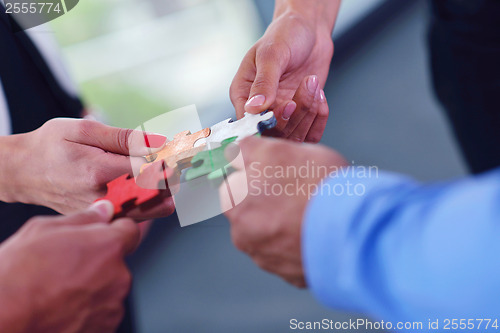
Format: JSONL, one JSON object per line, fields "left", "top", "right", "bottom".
{"left": 221, "top": 136, "right": 348, "bottom": 287}
{"left": 0, "top": 118, "right": 175, "bottom": 219}
{"left": 230, "top": 0, "right": 341, "bottom": 143}
{"left": 0, "top": 201, "right": 140, "bottom": 333}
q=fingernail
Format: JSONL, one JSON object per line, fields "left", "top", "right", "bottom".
{"left": 245, "top": 95, "right": 266, "bottom": 108}
{"left": 307, "top": 76, "right": 319, "bottom": 94}
{"left": 320, "top": 90, "right": 326, "bottom": 103}
{"left": 90, "top": 200, "right": 114, "bottom": 219}
{"left": 144, "top": 133, "right": 167, "bottom": 148}
{"left": 282, "top": 102, "right": 296, "bottom": 120}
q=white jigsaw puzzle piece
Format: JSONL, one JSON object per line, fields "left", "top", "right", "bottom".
{"left": 194, "top": 112, "right": 275, "bottom": 149}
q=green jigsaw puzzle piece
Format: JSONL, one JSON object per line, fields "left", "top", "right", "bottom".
{"left": 185, "top": 137, "right": 238, "bottom": 181}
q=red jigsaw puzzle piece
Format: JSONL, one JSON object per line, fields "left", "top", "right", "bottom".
{"left": 98, "top": 160, "right": 179, "bottom": 218}
{"left": 99, "top": 174, "right": 160, "bottom": 217}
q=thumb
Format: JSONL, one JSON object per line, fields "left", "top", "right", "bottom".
{"left": 244, "top": 47, "right": 287, "bottom": 114}
{"left": 68, "top": 120, "right": 167, "bottom": 156}
{"left": 48, "top": 200, "right": 115, "bottom": 226}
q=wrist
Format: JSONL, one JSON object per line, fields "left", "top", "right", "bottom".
{"left": 0, "top": 134, "right": 32, "bottom": 204}
{"left": 273, "top": 0, "right": 340, "bottom": 35}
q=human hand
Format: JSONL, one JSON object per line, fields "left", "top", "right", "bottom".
{"left": 0, "top": 200, "right": 140, "bottom": 333}
{"left": 1, "top": 118, "right": 175, "bottom": 219}
{"left": 221, "top": 136, "right": 348, "bottom": 287}
{"left": 230, "top": 10, "right": 335, "bottom": 143}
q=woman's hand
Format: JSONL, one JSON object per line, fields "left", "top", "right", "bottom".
{"left": 230, "top": 1, "right": 340, "bottom": 143}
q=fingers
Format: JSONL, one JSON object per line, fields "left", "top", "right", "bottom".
{"left": 67, "top": 120, "right": 167, "bottom": 157}
{"left": 230, "top": 50, "right": 257, "bottom": 119}
{"left": 305, "top": 90, "right": 329, "bottom": 143}
{"left": 80, "top": 200, "right": 115, "bottom": 224}
{"left": 270, "top": 75, "right": 329, "bottom": 143}
{"left": 109, "top": 218, "right": 141, "bottom": 256}
{"left": 281, "top": 75, "right": 319, "bottom": 139}
{"left": 244, "top": 45, "right": 289, "bottom": 114}
{"left": 40, "top": 204, "right": 140, "bottom": 255}
{"left": 288, "top": 88, "right": 322, "bottom": 142}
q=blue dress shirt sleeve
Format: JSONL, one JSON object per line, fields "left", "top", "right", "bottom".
{"left": 303, "top": 167, "right": 500, "bottom": 324}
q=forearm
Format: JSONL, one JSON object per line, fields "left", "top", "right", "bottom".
{"left": 273, "top": 0, "right": 341, "bottom": 34}
{"left": 0, "top": 134, "right": 30, "bottom": 203}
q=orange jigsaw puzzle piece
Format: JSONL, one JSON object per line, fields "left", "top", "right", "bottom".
{"left": 142, "top": 128, "right": 210, "bottom": 173}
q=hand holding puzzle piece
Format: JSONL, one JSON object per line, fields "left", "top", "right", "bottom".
{"left": 97, "top": 111, "right": 277, "bottom": 218}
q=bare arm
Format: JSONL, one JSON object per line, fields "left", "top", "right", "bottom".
{"left": 273, "top": 0, "right": 341, "bottom": 33}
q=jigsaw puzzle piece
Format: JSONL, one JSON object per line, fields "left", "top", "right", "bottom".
{"left": 194, "top": 111, "right": 276, "bottom": 149}
{"left": 144, "top": 128, "right": 210, "bottom": 165}
{"left": 99, "top": 174, "right": 161, "bottom": 218}
{"left": 98, "top": 161, "right": 176, "bottom": 217}
{"left": 163, "top": 145, "right": 206, "bottom": 174}
{"left": 185, "top": 136, "right": 238, "bottom": 181}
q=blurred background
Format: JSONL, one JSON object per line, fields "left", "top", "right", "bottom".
{"left": 49, "top": 0, "right": 467, "bottom": 332}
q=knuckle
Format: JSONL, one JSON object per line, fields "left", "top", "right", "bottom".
{"left": 254, "top": 256, "right": 273, "bottom": 273}
{"left": 77, "top": 119, "right": 96, "bottom": 138}
{"left": 23, "top": 217, "right": 47, "bottom": 232}
{"left": 288, "top": 277, "right": 307, "bottom": 288}
{"left": 298, "top": 101, "right": 313, "bottom": 113}
{"left": 229, "top": 84, "right": 238, "bottom": 104}
{"left": 258, "top": 43, "right": 277, "bottom": 58}
{"left": 259, "top": 42, "right": 289, "bottom": 63}
{"left": 158, "top": 198, "right": 175, "bottom": 216}
{"left": 116, "top": 128, "right": 132, "bottom": 154}
{"left": 280, "top": 127, "right": 293, "bottom": 138}
{"left": 320, "top": 38, "right": 334, "bottom": 57}
{"left": 104, "top": 238, "right": 124, "bottom": 257}
{"left": 87, "top": 169, "right": 109, "bottom": 191}
{"left": 308, "top": 105, "right": 319, "bottom": 116}
{"left": 289, "top": 135, "right": 304, "bottom": 143}
{"left": 117, "top": 269, "right": 133, "bottom": 294}
{"left": 268, "top": 139, "right": 293, "bottom": 157}
{"left": 231, "top": 228, "right": 251, "bottom": 253}
{"left": 251, "top": 77, "right": 274, "bottom": 92}
{"left": 229, "top": 80, "right": 241, "bottom": 99}
{"left": 42, "top": 118, "right": 58, "bottom": 130}
{"left": 305, "top": 135, "right": 321, "bottom": 144}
